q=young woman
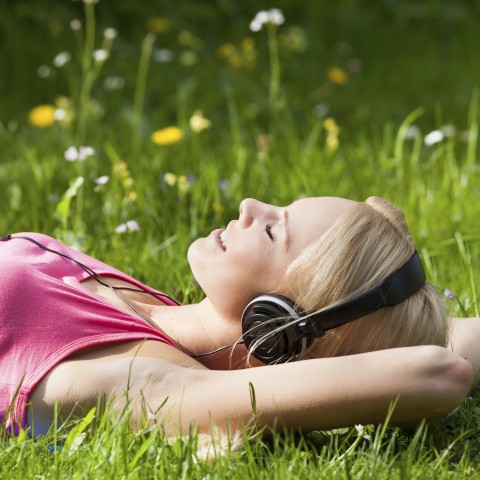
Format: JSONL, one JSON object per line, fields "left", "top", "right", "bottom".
{"left": 0, "top": 196, "right": 474, "bottom": 438}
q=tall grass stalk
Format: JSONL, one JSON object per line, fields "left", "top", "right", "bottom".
{"left": 132, "top": 32, "right": 156, "bottom": 157}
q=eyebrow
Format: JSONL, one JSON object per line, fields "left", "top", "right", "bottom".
{"left": 283, "top": 208, "right": 290, "bottom": 251}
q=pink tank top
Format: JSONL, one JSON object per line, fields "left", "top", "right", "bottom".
{"left": 0, "top": 233, "right": 178, "bottom": 434}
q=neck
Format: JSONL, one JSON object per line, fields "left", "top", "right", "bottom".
{"left": 152, "top": 298, "right": 257, "bottom": 369}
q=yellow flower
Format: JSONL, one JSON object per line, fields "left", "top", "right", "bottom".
{"left": 242, "top": 37, "right": 255, "bottom": 52}
{"left": 323, "top": 117, "right": 340, "bottom": 135}
{"left": 212, "top": 201, "right": 225, "bottom": 214}
{"left": 327, "top": 66, "right": 349, "bottom": 85}
{"left": 151, "top": 126, "right": 183, "bottom": 145}
{"left": 28, "top": 105, "right": 56, "bottom": 128}
{"left": 163, "top": 172, "right": 177, "bottom": 186}
{"left": 147, "top": 17, "right": 170, "bottom": 33}
{"left": 177, "top": 175, "right": 190, "bottom": 193}
{"left": 189, "top": 110, "right": 212, "bottom": 133}
{"left": 323, "top": 117, "right": 340, "bottom": 152}
{"left": 217, "top": 43, "right": 236, "bottom": 58}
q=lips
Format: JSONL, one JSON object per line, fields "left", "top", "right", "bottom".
{"left": 212, "top": 229, "right": 226, "bottom": 251}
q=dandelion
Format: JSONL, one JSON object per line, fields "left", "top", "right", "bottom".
{"left": 153, "top": 48, "right": 174, "bottom": 63}
{"left": 424, "top": 130, "right": 444, "bottom": 146}
{"left": 443, "top": 288, "right": 454, "bottom": 299}
{"left": 93, "top": 49, "right": 109, "bottom": 62}
{"left": 327, "top": 66, "right": 349, "bottom": 85}
{"left": 28, "top": 105, "right": 56, "bottom": 128}
{"left": 189, "top": 110, "right": 212, "bottom": 133}
{"left": 163, "top": 172, "right": 177, "bottom": 186}
{"left": 250, "top": 8, "right": 285, "bottom": 32}
{"left": 103, "top": 28, "right": 117, "bottom": 40}
{"left": 115, "top": 220, "right": 140, "bottom": 233}
{"left": 151, "top": 126, "right": 183, "bottom": 145}
{"left": 53, "top": 52, "right": 71, "bottom": 68}
{"left": 70, "top": 19, "right": 82, "bottom": 31}
{"left": 64, "top": 146, "right": 95, "bottom": 162}
{"left": 37, "top": 65, "right": 52, "bottom": 78}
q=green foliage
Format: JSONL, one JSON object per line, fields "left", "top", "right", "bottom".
{"left": 1, "top": 0, "right": 480, "bottom": 477}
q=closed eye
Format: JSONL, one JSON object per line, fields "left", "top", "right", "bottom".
{"left": 265, "top": 223, "right": 274, "bottom": 241}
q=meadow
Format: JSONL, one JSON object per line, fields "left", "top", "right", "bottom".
{"left": 1, "top": 0, "right": 480, "bottom": 477}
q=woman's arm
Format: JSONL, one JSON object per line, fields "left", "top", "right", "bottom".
{"left": 448, "top": 317, "right": 480, "bottom": 389}
{"left": 164, "top": 345, "right": 472, "bottom": 433}
{"left": 34, "top": 344, "right": 472, "bottom": 435}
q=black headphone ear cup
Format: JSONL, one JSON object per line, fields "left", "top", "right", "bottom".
{"left": 241, "top": 295, "right": 312, "bottom": 364}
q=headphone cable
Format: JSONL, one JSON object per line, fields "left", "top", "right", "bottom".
{"left": 3, "top": 234, "right": 242, "bottom": 357}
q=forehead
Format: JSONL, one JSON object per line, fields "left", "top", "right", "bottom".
{"left": 287, "top": 197, "right": 357, "bottom": 250}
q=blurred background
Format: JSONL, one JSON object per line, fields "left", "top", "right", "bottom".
{"left": 2, "top": 0, "right": 480, "bottom": 130}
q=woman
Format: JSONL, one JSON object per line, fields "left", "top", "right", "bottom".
{"left": 0, "top": 196, "right": 473, "bottom": 438}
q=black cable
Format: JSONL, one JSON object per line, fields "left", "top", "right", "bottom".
{"left": 6, "top": 234, "right": 180, "bottom": 305}
{"left": 1, "top": 234, "right": 241, "bottom": 357}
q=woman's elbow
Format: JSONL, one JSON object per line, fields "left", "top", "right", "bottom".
{"left": 422, "top": 346, "right": 473, "bottom": 417}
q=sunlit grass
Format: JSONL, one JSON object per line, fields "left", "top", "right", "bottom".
{"left": 1, "top": 0, "right": 480, "bottom": 477}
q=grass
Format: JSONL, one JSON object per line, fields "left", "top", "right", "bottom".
{"left": 1, "top": 0, "right": 480, "bottom": 477}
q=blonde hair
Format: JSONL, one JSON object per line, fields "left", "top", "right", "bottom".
{"left": 278, "top": 196, "right": 447, "bottom": 358}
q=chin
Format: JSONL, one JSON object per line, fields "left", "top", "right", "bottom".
{"left": 187, "top": 241, "right": 207, "bottom": 287}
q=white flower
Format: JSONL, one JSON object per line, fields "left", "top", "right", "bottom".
{"left": 189, "top": 110, "right": 212, "bottom": 133}
{"left": 103, "top": 27, "right": 117, "bottom": 40}
{"left": 64, "top": 146, "right": 95, "bottom": 162}
{"left": 83, "top": 0, "right": 99, "bottom": 4}
{"left": 53, "top": 51, "right": 71, "bottom": 68}
{"left": 37, "top": 65, "right": 52, "bottom": 78}
{"left": 93, "top": 49, "right": 109, "bottom": 62}
{"left": 440, "top": 124, "right": 456, "bottom": 138}
{"left": 70, "top": 19, "right": 82, "bottom": 31}
{"left": 404, "top": 125, "right": 421, "bottom": 140}
{"left": 354, "top": 424, "right": 371, "bottom": 440}
{"left": 64, "top": 146, "right": 79, "bottom": 161}
{"left": 115, "top": 220, "right": 140, "bottom": 233}
{"left": 424, "top": 130, "right": 444, "bottom": 146}
{"left": 250, "top": 8, "right": 285, "bottom": 32}
{"left": 95, "top": 175, "right": 110, "bottom": 185}
{"left": 54, "top": 108, "right": 66, "bottom": 121}
{"left": 103, "top": 76, "right": 125, "bottom": 91}
{"left": 313, "top": 103, "right": 330, "bottom": 118}
{"left": 153, "top": 48, "right": 174, "bottom": 63}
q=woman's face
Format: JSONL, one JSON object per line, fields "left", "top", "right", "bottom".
{"left": 188, "top": 197, "right": 356, "bottom": 319}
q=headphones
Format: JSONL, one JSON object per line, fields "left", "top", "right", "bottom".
{"left": 241, "top": 251, "right": 426, "bottom": 364}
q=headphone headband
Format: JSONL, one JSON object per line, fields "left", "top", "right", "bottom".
{"left": 242, "top": 250, "right": 426, "bottom": 364}
{"left": 297, "top": 251, "right": 426, "bottom": 336}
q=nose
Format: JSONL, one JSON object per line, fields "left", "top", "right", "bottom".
{"left": 239, "top": 198, "right": 269, "bottom": 226}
